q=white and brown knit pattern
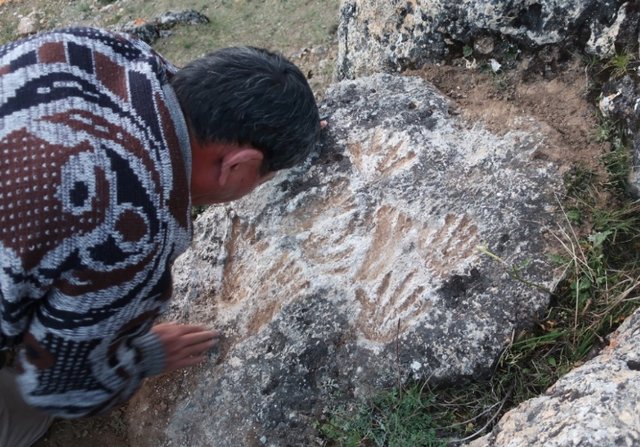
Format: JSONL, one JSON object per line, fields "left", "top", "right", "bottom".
{"left": 0, "top": 28, "right": 192, "bottom": 417}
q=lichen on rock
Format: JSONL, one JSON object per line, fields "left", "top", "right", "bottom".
{"left": 336, "top": 0, "right": 632, "bottom": 79}
{"left": 467, "top": 307, "right": 640, "bottom": 447}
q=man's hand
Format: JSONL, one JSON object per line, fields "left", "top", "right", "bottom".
{"left": 151, "top": 322, "right": 220, "bottom": 373}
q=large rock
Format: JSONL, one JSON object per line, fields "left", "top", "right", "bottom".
{"left": 336, "top": 0, "right": 633, "bottom": 79}
{"left": 467, "top": 308, "right": 640, "bottom": 447}
{"left": 131, "top": 74, "right": 565, "bottom": 446}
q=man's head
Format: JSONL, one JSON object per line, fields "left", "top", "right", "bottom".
{"left": 171, "top": 46, "right": 320, "bottom": 205}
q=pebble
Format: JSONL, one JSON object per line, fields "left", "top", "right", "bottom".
{"left": 17, "top": 16, "right": 36, "bottom": 36}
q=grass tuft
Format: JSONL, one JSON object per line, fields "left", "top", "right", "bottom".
{"left": 604, "top": 53, "right": 636, "bottom": 79}
{"left": 320, "top": 385, "right": 446, "bottom": 447}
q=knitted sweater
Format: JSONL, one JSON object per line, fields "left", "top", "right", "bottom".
{"left": 0, "top": 27, "right": 192, "bottom": 417}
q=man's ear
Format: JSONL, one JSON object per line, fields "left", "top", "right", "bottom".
{"left": 218, "top": 148, "right": 264, "bottom": 186}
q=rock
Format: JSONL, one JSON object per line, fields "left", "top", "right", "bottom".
{"left": 119, "top": 21, "right": 160, "bottom": 44}
{"left": 130, "top": 73, "right": 567, "bottom": 446}
{"left": 598, "top": 75, "right": 640, "bottom": 197}
{"left": 585, "top": 2, "right": 631, "bottom": 58}
{"left": 336, "top": 0, "right": 632, "bottom": 79}
{"left": 156, "top": 10, "right": 209, "bottom": 29}
{"left": 117, "top": 9, "right": 209, "bottom": 44}
{"left": 467, "top": 307, "right": 640, "bottom": 447}
{"left": 474, "top": 36, "right": 496, "bottom": 56}
{"left": 17, "top": 16, "right": 36, "bottom": 36}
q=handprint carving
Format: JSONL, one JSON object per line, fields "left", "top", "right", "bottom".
{"left": 353, "top": 206, "right": 481, "bottom": 343}
{"left": 353, "top": 206, "right": 431, "bottom": 342}
{"left": 217, "top": 215, "right": 309, "bottom": 336}
{"left": 419, "top": 213, "right": 480, "bottom": 279}
{"left": 348, "top": 129, "right": 417, "bottom": 179}
{"left": 289, "top": 178, "right": 359, "bottom": 275}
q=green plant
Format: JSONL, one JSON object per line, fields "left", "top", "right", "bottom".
{"left": 463, "top": 45, "right": 473, "bottom": 58}
{"left": 320, "top": 385, "right": 446, "bottom": 447}
{"left": 594, "top": 114, "right": 631, "bottom": 192}
{"left": 604, "top": 53, "right": 635, "bottom": 79}
{"left": 602, "top": 148, "right": 631, "bottom": 192}
{"left": 78, "top": 1, "right": 92, "bottom": 14}
{"left": 583, "top": 53, "right": 601, "bottom": 70}
{"left": 563, "top": 165, "right": 598, "bottom": 202}
{"left": 594, "top": 117, "right": 615, "bottom": 143}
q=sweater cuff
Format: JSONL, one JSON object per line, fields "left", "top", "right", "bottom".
{"left": 134, "top": 331, "right": 166, "bottom": 377}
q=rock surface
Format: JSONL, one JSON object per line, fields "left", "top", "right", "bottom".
{"left": 117, "top": 10, "right": 209, "bottom": 44}
{"left": 467, "top": 307, "right": 640, "bottom": 447}
{"left": 599, "top": 74, "right": 640, "bottom": 197}
{"left": 133, "top": 74, "right": 566, "bottom": 446}
{"left": 336, "top": 0, "right": 634, "bottom": 79}
{"left": 17, "top": 16, "right": 36, "bottom": 36}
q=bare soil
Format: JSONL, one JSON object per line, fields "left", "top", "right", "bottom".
{"left": 1, "top": 0, "right": 610, "bottom": 445}
{"left": 411, "top": 56, "right": 608, "bottom": 174}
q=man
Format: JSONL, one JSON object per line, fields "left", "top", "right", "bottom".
{"left": 0, "top": 27, "right": 320, "bottom": 445}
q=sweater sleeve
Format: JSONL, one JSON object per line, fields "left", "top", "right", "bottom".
{"left": 14, "top": 253, "right": 176, "bottom": 418}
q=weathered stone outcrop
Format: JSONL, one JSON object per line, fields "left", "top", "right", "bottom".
{"left": 131, "top": 74, "right": 566, "bottom": 446}
{"left": 467, "top": 307, "right": 640, "bottom": 447}
{"left": 336, "top": 0, "right": 636, "bottom": 79}
{"left": 599, "top": 75, "right": 640, "bottom": 196}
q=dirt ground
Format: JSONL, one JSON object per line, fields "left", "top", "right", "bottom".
{"left": 1, "top": 0, "right": 611, "bottom": 445}
{"left": 413, "top": 56, "right": 607, "bottom": 174}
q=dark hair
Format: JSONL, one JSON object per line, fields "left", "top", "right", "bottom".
{"left": 171, "top": 46, "right": 320, "bottom": 172}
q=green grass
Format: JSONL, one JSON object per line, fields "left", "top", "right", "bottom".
{"left": 320, "top": 385, "right": 446, "bottom": 447}
{"left": 604, "top": 53, "right": 635, "bottom": 79}
{"left": 0, "top": 0, "right": 340, "bottom": 64}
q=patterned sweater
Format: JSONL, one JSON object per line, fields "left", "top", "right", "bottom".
{"left": 0, "top": 27, "right": 192, "bottom": 417}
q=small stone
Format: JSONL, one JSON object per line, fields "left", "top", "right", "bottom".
{"left": 17, "top": 16, "right": 36, "bottom": 36}
{"left": 473, "top": 36, "right": 495, "bottom": 55}
{"left": 311, "top": 46, "right": 327, "bottom": 56}
{"left": 489, "top": 58, "right": 502, "bottom": 73}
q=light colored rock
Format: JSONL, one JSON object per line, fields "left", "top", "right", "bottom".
{"left": 17, "top": 16, "right": 36, "bottom": 36}
{"left": 467, "top": 308, "right": 640, "bottom": 447}
{"left": 586, "top": 2, "right": 629, "bottom": 58}
{"left": 336, "top": 0, "right": 631, "bottom": 79}
{"left": 132, "top": 73, "right": 567, "bottom": 446}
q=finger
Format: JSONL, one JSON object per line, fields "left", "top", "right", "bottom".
{"left": 154, "top": 322, "right": 209, "bottom": 333}
{"left": 170, "top": 324, "right": 209, "bottom": 335}
{"left": 164, "top": 332, "right": 219, "bottom": 355}
{"left": 153, "top": 324, "right": 219, "bottom": 341}
{"left": 178, "top": 331, "right": 220, "bottom": 348}
{"left": 174, "top": 339, "right": 218, "bottom": 358}
{"left": 174, "top": 325, "right": 222, "bottom": 339}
